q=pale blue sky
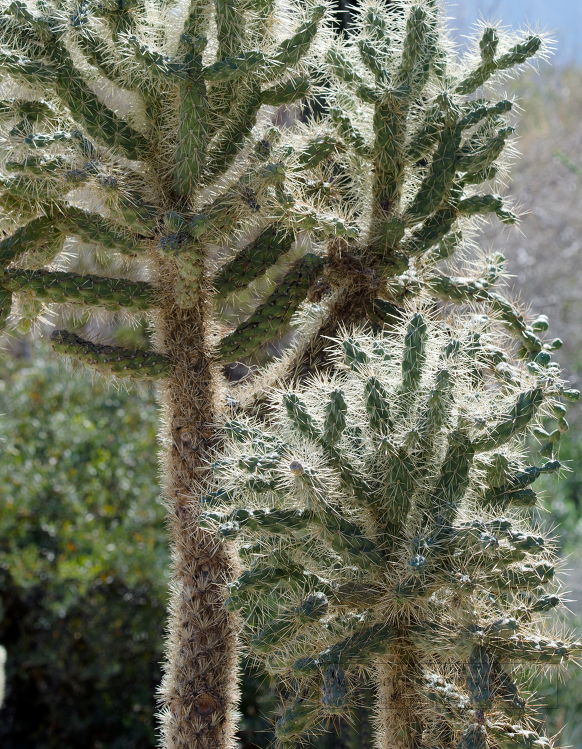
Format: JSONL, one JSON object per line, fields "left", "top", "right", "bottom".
{"left": 446, "top": 0, "right": 582, "bottom": 63}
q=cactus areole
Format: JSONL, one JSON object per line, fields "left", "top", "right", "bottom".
{"left": 0, "top": 0, "right": 577, "bottom": 748}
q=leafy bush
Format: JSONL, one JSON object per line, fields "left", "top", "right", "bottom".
{"left": 0, "top": 341, "right": 166, "bottom": 749}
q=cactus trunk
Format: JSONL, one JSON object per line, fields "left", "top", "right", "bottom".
{"left": 376, "top": 644, "right": 422, "bottom": 749}
{"left": 157, "top": 297, "right": 240, "bottom": 749}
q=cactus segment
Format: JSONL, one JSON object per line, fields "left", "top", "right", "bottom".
{"left": 218, "top": 253, "right": 324, "bottom": 362}
{"left": 214, "top": 506, "right": 384, "bottom": 569}
{"left": 276, "top": 698, "right": 319, "bottom": 742}
{"left": 321, "top": 664, "right": 348, "bottom": 712}
{"left": 457, "top": 724, "right": 487, "bottom": 749}
{"left": 457, "top": 194, "right": 504, "bottom": 217}
{"left": 126, "top": 35, "right": 190, "bottom": 81}
{"left": 456, "top": 127, "right": 515, "bottom": 176}
{"left": 0, "top": 50, "right": 56, "bottom": 85}
{"left": 483, "top": 461, "right": 559, "bottom": 507}
{"left": 261, "top": 77, "right": 311, "bottom": 106}
{"left": 297, "top": 135, "right": 343, "bottom": 169}
{"left": 398, "top": 6, "right": 429, "bottom": 78}
{"left": 0, "top": 287, "right": 13, "bottom": 333}
{"left": 203, "top": 84, "right": 262, "bottom": 179}
{"left": 402, "top": 312, "right": 428, "bottom": 390}
{"left": 493, "top": 664, "right": 526, "bottom": 716}
{"left": 323, "top": 389, "right": 348, "bottom": 446}
{"left": 173, "top": 36, "right": 209, "bottom": 195}
{"left": 406, "top": 124, "right": 461, "bottom": 221}
{"left": 330, "top": 107, "right": 371, "bottom": 158}
{"left": 203, "top": 51, "right": 267, "bottom": 82}
{"left": 467, "top": 645, "right": 494, "bottom": 708}
{"left": 381, "top": 449, "right": 415, "bottom": 527}
{"left": 252, "top": 593, "right": 329, "bottom": 653}
{"left": 490, "top": 725, "right": 551, "bottom": 749}
{"left": 456, "top": 34, "right": 542, "bottom": 96}
{"left": 55, "top": 207, "right": 142, "bottom": 255}
{"left": 50, "top": 330, "right": 171, "bottom": 379}
{"left": 5, "top": 269, "right": 156, "bottom": 312}
{"left": 214, "top": 225, "right": 293, "bottom": 298}
{"left": 373, "top": 95, "right": 408, "bottom": 216}
{"left": 429, "top": 432, "right": 474, "bottom": 522}
{"left": 51, "top": 47, "right": 149, "bottom": 160}
{"left": 491, "top": 633, "right": 581, "bottom": 664}
{"left": 292, "top": 622, "right": 397, "bottom": 674}
{"left": 325, "top": 47, "right": 362, "bottom": 85}
{"left": 0, "top": 215, "right": 59, "bottom": 265}
{"left": 406, "top": 194, "right": 461, "bottom": 256}
{"left": 406, "top": 106, "right": 445, "bottom": 162}
{"left": 488, "top": 562, "right": 555, "bottom": 592}
{"left": 284, "top": 392, "right": 322, "bottom": 441}
{"left": 472, "top": 389, "right": 543, "bottom": 452}
{"left": 365, "top": 376, "right": 393, "bottom": 433}
{"left": 358, "top": 38, "right": 389, "bottom": 82}
{"left": 272, "top": 5, "right": 326, "bottom": 68}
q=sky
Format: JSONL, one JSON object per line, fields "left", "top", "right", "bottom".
{"left": 446, "top": 0, "right": 582, "bottom": 63}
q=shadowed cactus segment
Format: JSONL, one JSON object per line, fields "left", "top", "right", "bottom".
{"left": 206, "top": 309, "right": 579, "bottom": 749}
{"left": 4, "top": 269, "right": 156, "bottom": 311}
{"left": 219, "top": 253, "right": 325, "bottom": 363}
{"left": 50, "top": 329, "right": 171, "bottom": 379}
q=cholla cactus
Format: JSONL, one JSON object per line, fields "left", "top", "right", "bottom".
{"left": 206, "top": 309, "right": 581, "bottom": 749}
{"left": 0, "top": 0, "right": 340, "bottom": 747}
{"left": 0, "top": 0, "right": 573, "bottom": 747}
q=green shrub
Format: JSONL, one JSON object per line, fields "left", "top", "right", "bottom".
{"left": 0, "top": 341, "right": 165, "bottom": 748}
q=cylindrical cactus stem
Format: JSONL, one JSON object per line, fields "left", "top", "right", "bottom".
{"left": 455, "top": 33, "right": 542, "bottom": 96}
{"left": 376, "top": 637, "right": 423, "bottom": 749}
{"left": 213, "top": 224, "right": 293, "bottom": 299}
{"left": 5, "top": 269, "right": 157, "bottom": 312}
{"left": 402, "top": 312, "right": 428, "bottom": 390}
{"left": 0, "top": 215, "right": 60, "bottom": 265}
{"left": 219, "top": 253, "right": 324, "bottom": 363}
{"left": 372, "top": 93, "right": 408, "bottom": 219}
{"left": 174, "top": 36, "right": 210, "bottom": 195}
{"left": 322, "top": 389, "right": 348, "bottom": 446}
{"left": 157, "top": 300, "right": 241, "bottom": 749}
{"left": 50, "top": 330, "right": 171, "bottom": 379}
{"left": 0, "top": 287, "right": 13, "bottom": 333}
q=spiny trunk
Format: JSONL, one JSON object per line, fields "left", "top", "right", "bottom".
{"left": 157, "top": 299, "right": 240, "bottom": 749}
{"left": 375, "top": 638, "right": 422, "bottom": 749}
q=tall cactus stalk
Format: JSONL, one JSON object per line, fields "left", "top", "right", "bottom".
{"left": 0, "top": 0, "right": 578, "bottom": 748}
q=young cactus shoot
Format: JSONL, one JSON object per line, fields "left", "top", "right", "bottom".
{"left": 0, "top": 0, "right": 576, "bottom": 748}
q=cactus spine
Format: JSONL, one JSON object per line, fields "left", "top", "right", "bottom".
{"left": 0, "top": 0, "right": 576, "bottom": 748}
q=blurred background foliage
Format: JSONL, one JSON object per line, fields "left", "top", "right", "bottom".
{"left": 2, "top": 35, "right": 582, "bottom": 749}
